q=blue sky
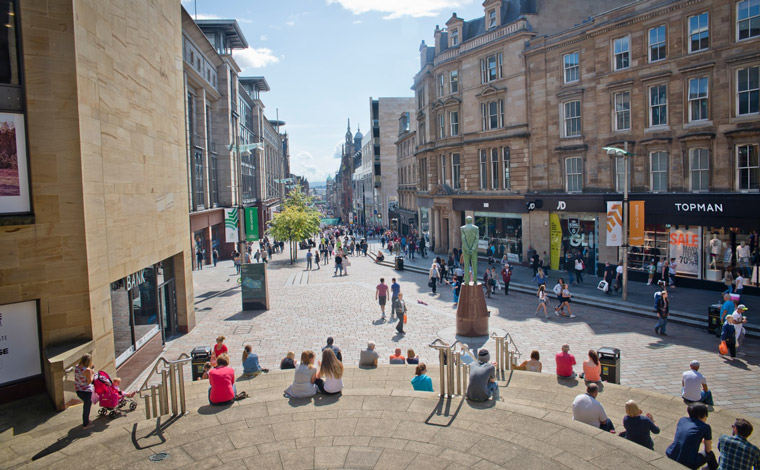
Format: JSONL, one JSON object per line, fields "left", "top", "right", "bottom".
{"left": 184, "top": 0, "right": 486, "bottom": 183}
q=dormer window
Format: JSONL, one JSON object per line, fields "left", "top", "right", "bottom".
{"left": 451, "top": 28, "right": 459, "bottom": 47}
{"left": 488, "top": 10, "right": 497, "bottom": 29}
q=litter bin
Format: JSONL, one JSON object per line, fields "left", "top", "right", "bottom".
{"left": 708, "top": 303, "right": 722, "bottom": 335}
{"left": 395, "top": 256, "right": 404, "bottom": 270}
{"left": 191, "top": 346, "right": 211, "bottom": 381}
{"left": 597, "top": 347, "right": 620, "bottom": 384}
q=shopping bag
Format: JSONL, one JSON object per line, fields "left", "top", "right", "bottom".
{"left": 719, "top": 341, "right": 728, "bottom": 355}
{"left": 91, "top": 391, "right": 100, "bottom": 405}
{"left": 404, "top": 313, "right": 408, "bottom": 324}
{"left": 597, "top": 280, "right": 609, "bottom": 292}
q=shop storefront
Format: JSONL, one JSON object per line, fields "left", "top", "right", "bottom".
{"left": 0, "top": 300, "right": 44, "bottom": 401}
{"left": 452, "top": 197, "right": 527, "bottom": 262}
{"left": 558, "top": 213, "right": 598, "bottom": 275}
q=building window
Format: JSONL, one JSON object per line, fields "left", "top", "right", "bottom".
{"left": 452, "top": 153, "right": 461, "bottom": 189}
{"left": 649, "top": 84, "right": 668, "bottom": 127}
{"left": 503, "top": 147, "right": 511, "bottom": 190}
{"left": 488, "top": 9, "right": 497, "bottom": 29}
{"left": 563, "top": 100, "right": 581, "bottom": 137}
{"left": 438, "top": 74, "right": 445, "bottom": 97}
{"left": 420, "top": 158, "right": 428, "bottom": 190}
{"left": 451, "top": 28, "right": 459, "bottom": 46}
{"left": 565, "top": 157, "right": 583, "bottom": 192}
{"left": 480, "top": 53, "right": 503, "bottom": 83}
{"left": 649, "top": 25, "right": 667, "bottom": 62}
{"left": 563, "top": 52, "right": 579, "bottom": 83}
{"left": 650, "top": 151, "right": 668, "bottom": 192}
{"left": 491, "top": 148, "right": 499, "bottom": 189}
{"left": 450, "top": 70, "right": 458, "bottom": 93}
{"left": 194, "top": 150, "right": 204, "bottom": 209}
{"left": 738, "top": 144, "right": 759, "bottom": 190}
{"left": 210, "top": 154, "right": 219, "bottom": 205}
{"left": 615, "top": 156, "right": 630, "bottom": 192}
{"left": 479, "top": 149, "right": 487, "bottom": 189}
{"left": 613, "top": 36, "right": 630, "bottom": 71}
{"left": 688, "top": 12, "right": 709, "bottom": 53}
{"left": 438, "top": 113, "right": 445, "bottom": 139}
{"left": 613, "top": 91, "right": 630, "bottom": 131}
{"left": 689, "top": 148, "right": 709, "bottom": 191}
{"left": 481, "top": 99, "right": 504, "bottom": 130}
{"left": 688, "top": 77, "right": 709, "bottom": 122}
{"left": 738, "top": 0, "right": 760, "bottom": 40}
{"left": 449, "top": 111, "right": 459, "bottom": 136}
{"left": 738, "top": 66, "right": 759, "bottom": 115}
{"left": 440, "top": 154, "right": 447, "bottom": 185}
{"left": 417, "top": 87, "right": 425, "bottom": 109}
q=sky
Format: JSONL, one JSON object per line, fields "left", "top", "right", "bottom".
{"left": 182, "top": 0, "right": 487, "bottom": 184}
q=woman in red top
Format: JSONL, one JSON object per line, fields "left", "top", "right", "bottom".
{"left": 210, "top": 336, "right": 227, "bottom": 366}
{"left": 208, "top": 354, "right": 236, "bottom": 405}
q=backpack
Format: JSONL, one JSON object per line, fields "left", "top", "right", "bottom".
{"left": 553, "top": 283, "right": 562, "bottom": 295}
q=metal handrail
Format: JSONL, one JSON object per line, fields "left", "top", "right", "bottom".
{"left": 505, "top": 333, "right": 522, "bottom": 359}
{"left": 138, "top": 353, "right": 191, "bottom": 395}
{"left": 138, "top": 353, "right": 192, "bottom": 419}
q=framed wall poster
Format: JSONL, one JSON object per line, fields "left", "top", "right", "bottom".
{"left": 0, "top": 113, "right": 30, "bottom": 214}
{"left": 0, "top": 300, "right": 43, "bottom": 386}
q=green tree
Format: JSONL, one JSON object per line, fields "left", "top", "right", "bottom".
{"left": 267, "top": 186, "right": 320, "bottom": 263}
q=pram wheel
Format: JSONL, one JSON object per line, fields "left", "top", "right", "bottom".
{"left": 98, "top": 408, "right": 108, "bottom": 417}
{"left": 129, "top": 401, "right": 137, "bottom": 411}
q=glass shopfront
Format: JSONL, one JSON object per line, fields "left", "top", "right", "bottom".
{"left": 702, "top": 226, "right": 758, "bottom": 285}
{"left": 559, "top": 214, "right": 597, "bottom": 274}
{"left": 474, "top": 212, "right": 523, "bottom": 262}
{"left": 420, "top": 207, "right": 430, "bottom": 235}
{"left": 627, "top": 224, "right": 669, "bottom": 273}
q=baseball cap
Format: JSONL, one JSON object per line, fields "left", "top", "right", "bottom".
{"left": 737, "top": 304, "right": 748, "bottom": 311}
{"left": 690, "top": 360, "right": 700, "bottom": 368}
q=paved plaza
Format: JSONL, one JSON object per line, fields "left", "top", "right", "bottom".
{"left": 171, "top": 247, "right": 760, "bottom": 418}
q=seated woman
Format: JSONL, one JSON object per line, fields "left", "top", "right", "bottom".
{"left": 280, "top": 351, "right": 296, "bottom": 370}
{"left": 242, "top": 345, "right": 269, "bottom": 377}
{"left": 516, "top": 350, "right": 542, "bottom": 372}
{"left": 406, "top": 349, "right": 420, "bottom": 364}
{"left": 411, "top": 363, "right": 434, "bottom": 392}
{"left": 210, "top": 335, "right": 228, "bottom": 367}
{"left": 622, "top": 400, "right": 659, "bottom": 450}
{"left": 315, "top": 348, "right": 344, "bottom": 395}
{"left": 582, "top": 349, "right": 602, "bottom": 383}
{"left": 284, "top": 351, "right": 318, "bottom": 398}
{"left": 208, "top": 354, "right": 236, "bottom": 405}
{"left": 375, "top": 251, "right": 385, "bottom": 263}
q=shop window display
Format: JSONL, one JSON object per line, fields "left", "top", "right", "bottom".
{"left": 627, "top": 225, "right": 669, "bottom": 272}
{"left": 474, "top": 213, "right": 523, "bottom": 262}
{"left": 110, "top": 265, "right": 161, "bottom": 367}
{"left": 560, "top": 216, "right": 597, "bottom": 274}
{"left": 703, "top": 227, "right": 759, "bottom": 285}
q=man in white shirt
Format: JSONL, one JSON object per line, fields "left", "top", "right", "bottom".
{"left": 681, "top": 360, "right": 713, "bottom": 406}
{"left": 732, "top": 304, "right": 749, "bottom": 349}
{"left": 572, "top": 383, "right": 614, "bottom": 432}
{"left": 359, "top": 341, "right": 379, "bottom": 367}
{"left": 737, "top": 242, "right": 751, "bottom": 277}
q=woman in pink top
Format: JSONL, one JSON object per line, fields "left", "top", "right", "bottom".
{"left": 208, "top": 354, "right": 236, "bottom": 405}
{"left": 582, "top": 349, "right": 602, "bottom": 383}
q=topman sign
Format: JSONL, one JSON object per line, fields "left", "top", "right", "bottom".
{"left": 673, "top": 203, "right": 723, "bottom": 213}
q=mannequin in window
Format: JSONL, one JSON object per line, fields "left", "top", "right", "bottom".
{"left": 709, "top": 234, "right": 722, "bottom": 269}
{"left": 723, "top": 242, "right": 733, "bottom": 266}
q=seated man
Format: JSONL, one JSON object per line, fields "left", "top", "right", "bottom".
{"left": 555, "top": 344, "right": 577, "bottom": 378}
{"left": 666, "top": 403, "right": 718, "bottom": 470}
{"left": 718, "top": 418, "right": 760, "bottom": 470}
{"left": 466, "top": 350, "right": 498, "bottom": 402}
{"left": 572, "top": 383, "right": 614, "bottom": 432}
{"left": 389, "top": 348, "right": 406, "bottom": 364}
{"left": 682, "top": 360, "right": 713, "bottom": 406}
{"left": 322, "top": 337, "right": 343, "bottom": 362}
{"left": 359, "top": 341, "right": 379, "bottom": 367}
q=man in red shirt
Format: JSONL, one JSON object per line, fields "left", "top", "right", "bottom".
{"left": 555, "top": 344, "right": 577, "bottom": 378}
{"left": 375, "top": 278, "right": 389, "bottom": 319}
{"left": 208, "top": 354, "right": 236, "bottom": 405}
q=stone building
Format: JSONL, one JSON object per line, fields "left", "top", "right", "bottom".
{"left": 395, "top": 110, "right": 419, "bottom": 235}
{"left": 0, "top": 0, "right": 194, "bottom": 407}
{"left": 356, "top": 130, "right": 377, "bottom": 227}
{"left": 524, "top": 0, "right": 760, "bottom": 286}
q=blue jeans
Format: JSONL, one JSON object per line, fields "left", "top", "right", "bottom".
{"left": 684, "top": 390, "right": 714, "bottom": 406}
{"left": 334, "top": 264, "right": 343, "bottom": 275}
{"left": 487, "top": 381, "right": 499, "bottom": 400}
{"left": 76, "top": 390, "right": 92, "bottom": 426}
{"left": 599, "top": 418, "right": 615, "bottom": 432}
{"left": 567, "top": 271, "right": 575, "bottom": 284}
{"left": 655, "top": 316, "right": 667, "bottom": 334}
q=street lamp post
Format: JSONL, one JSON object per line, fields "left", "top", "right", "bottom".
{"left": 604, "top": 143, "right": 631, "bottom": 301}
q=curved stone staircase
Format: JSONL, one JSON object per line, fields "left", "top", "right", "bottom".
{"left": 3, "top": 365, "right": 758, "bottom": 470}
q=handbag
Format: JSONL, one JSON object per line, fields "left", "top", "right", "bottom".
{"left": 719, "top": 341, "right": 728, "bottom": 355}
{"left": 597, "top": 280, "right": 609, "bottom": 292}
{"left": 404, "top": 313, "right": 408, "bottom": 324}
{"left": 428, "top": 280, "right": 434, "bottom": 288}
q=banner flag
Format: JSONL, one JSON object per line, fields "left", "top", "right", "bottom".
{"left": 550, "top": 213, "right": 562, "bottom": 270}
{"left": 629, "top": 201, "right": 645, "bottom": 246}
{"left": 606, "top": 201, "right": 623, "bottom": 247}
{"left": 224, "top": 208, "right": 239, "bottom": 243}
{"left": 245, "top": 207, "right": 259, "bottom": 241}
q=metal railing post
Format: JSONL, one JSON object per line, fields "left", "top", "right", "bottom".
{"left": 447, "top": 349, "right": 455, "bottom": 396}
{"left": 505, "top": 338, "right": 511, "bottom": 370}
{"left": 463, "top": 364, "right": 469, "bottom": 395}
{"left": 144, "top": 394, "right": 152, "bottom": 419}
{"left": 150, "top": 386, "right": 158, "bottom": 418}
{"left": 456, "top": 351, "right": 462, "bottom": 395}
{"left": 178, "top": 362, "right": 187, "bottom": 415}
{"left": 169, "top": 364, "right": 178, "bottom": 416}
{"left": 438, "top": 348, "right": 445, "bottom": 396}
{"left": 161, "top": 369, "right": 169, "bottom": 415}
{"left": 495, "top": 338, "right": 502, "bottom": 372}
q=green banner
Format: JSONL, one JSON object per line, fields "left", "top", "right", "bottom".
{"left": 245, "top": 207, "right": 259, "bottom": 241}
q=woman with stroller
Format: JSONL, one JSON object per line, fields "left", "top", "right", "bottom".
{"left": 74, "top": 353, "right": 96, "bottom": 429}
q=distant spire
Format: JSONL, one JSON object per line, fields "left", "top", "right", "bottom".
{"left": 357, "top": 124, "right": 361, "bottom": 133}
{"left": 347, "top": 118, "right": 351, "bottom": 132}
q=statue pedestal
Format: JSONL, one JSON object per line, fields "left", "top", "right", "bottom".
{"left": 456, "top": 284, "right": 489, "bottom": 337}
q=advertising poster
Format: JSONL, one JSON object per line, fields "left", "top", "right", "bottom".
{"left": 629, "top": 201, "right": 645, "bottom": 246}
{"left": 245, "top": 207, "right": 259, "bottom": 241}
{"left": 606, "top": 201, "right": 623, "bottom": 247}
{"left": 224, "top": 208, "right": 239, "bottom": 243}
{"left": 241, "top": 263, "right": 268, "bottom": 310}
{"left": 669, "top": 227, "right": 701, "bottom": 276}
{"left": 0, "top": 113, "right": 30, "bottom": 214}
{"left": 549, "top": 213, "right": 562, "bottom": 270}
{"left": 0, "top": 300, "right": 42, "bottom": 386}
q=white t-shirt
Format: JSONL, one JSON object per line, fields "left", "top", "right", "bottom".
{"left": 681, "top": 369, "right": 707, "bottom": 402}
{"left": 553, "top": 283, "right": 563, "bottom": 295}
{"left": 732, "top": 311, "right": 745, "bottom": 341}
{"left": 710, "top": 238, "right": 722, "bottom": 255}
{"left": 737, "top": 245, "right": 750, "bottom": 259}
{"left": 322, "top": 375, "right": 343, "bottom": 394}
{"left": 572, "top": 393, "right": 608, "bottom": 427}
{"left": 616, "top": 265, "right": 623, "bottom": 276}
{"left": 735, "top": 275, "right": 745, "bottom": 290}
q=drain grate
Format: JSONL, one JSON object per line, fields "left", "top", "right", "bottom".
{"left": 149, "top": 452, "right": 169, "bottom": 462}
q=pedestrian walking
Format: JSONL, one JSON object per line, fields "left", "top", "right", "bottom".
{"left": 334, "top": 252, "right": 343, "bottom": 276}
{"left": 390, "top": 277, "right": 401, "bottom": 319}
{"left": 451, "top": 277, "right": 461, "bottom": 305}
{"left": 313, "top": 250, "right": 320, "bottom": 269}
{"left": 395, "top": 292, "right": 407, "bottom": 335}
{"left": 654, "top": 290, "right": 669, "bottom": 336}
{"left": 261, "top": 248, "right": 268, "bottom": 264}
{"left": 196, "top": 246, "right": 204, "bottom": 270}
{"left": 429, "top": 262, "right": 440, "bottom": 294}
{"left": 74, "top": 353, "right": 95, "bottom": 430}
{"left": 564, "top": 252, "right": 575, "bottom": 284}
{"left": 212, "top": 248, "right": 219, "bottom": 267}
{"left": 233, "top": 250, "right": 241, "bottom": 273}
{"left": 343, "top": 253, "right": 350, "bottom": 275}
{"left": 254, "top": 249, "right": 261, "bottom": 263}
{"left": 501, "top": 264, "right": 512, "bottom": 295}
{"left": 536, "top": 285, "right": 549, "bottom": 319}
{"left": 556, "top": 283, "right": 575, "bottom": 318}
{"left": 553, "top": 279, "right": 566, "bottom": 315}
{"left": 306, "top": 249, "right": 313, "bottom": 270}
{"left": 574, "top": 255, "right": 585, "bottom": 284}
{"left": 603, "top": 262, "right": 614, "bottom": 295}
{"left": 376, "top": 278, "right": 389, "bottom": 319}
{"left": 483, "top": 268, "right": 493, "bottom": 298}
{"left": 533, "top": 267, "right": 547, "bottom": 287}
{"left": 669, "top": 258, "right": 677, "bottom": 288}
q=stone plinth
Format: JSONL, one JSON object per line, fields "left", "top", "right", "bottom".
{"left": 456, "top": 283, "right": 489, "bottom": 336}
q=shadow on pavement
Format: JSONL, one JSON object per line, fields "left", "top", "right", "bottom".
{"left": 0, "top": 394, "right": 56, "bottom": 437}
{"left": 131, "top": 414, "right": 183, "bottom": 450}
{"left": 224, "top": 310, "right": 266, "bottom": 321}
{"left": 425, "top": 396, "right": 464, "bottom": 427}
{"left": 31, "top": 418, "right": 109, "bottom": 461}
{"left": 197, "top": 403, "right": 233, "bottom": 414}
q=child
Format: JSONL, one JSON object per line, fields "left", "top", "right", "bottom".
{"left": 112, "top": 377, "right": 136, "bottom": 398}
{"left": 647, "top": 259, "right": 656, "bottom": 285}
{"left": 451, "top": 277, "right": 461, "bottom": 305}
{"left": 201, "top": 362, "right": 212, "bottom": 380}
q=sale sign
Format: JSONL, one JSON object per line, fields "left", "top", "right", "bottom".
{"left": 668, "top": 227, "right": 701, "bottom": 276}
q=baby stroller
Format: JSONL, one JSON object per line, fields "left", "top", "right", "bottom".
{"left": 93, "top": 370, "right": 137, "bottom": 418}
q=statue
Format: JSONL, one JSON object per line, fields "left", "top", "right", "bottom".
{"left": 460, "top": 216, "right": 479, "bottom": 285}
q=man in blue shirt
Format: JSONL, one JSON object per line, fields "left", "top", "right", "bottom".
{"left": 390, "top": 278, "right": 401, "bottom": 319}
{"left": 718, "top": 418, "right": 760, "bottom": 470}
{"left": 720, "top": 293, "right": 737, "bottom": 323}
{"left": 666, "top": 403, "right": 718, "bottom": 470}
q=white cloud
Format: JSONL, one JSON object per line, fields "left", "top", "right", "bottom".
{"left": 286, "top": 20, "right": 296, "bottom": 26}
{"left": 326, "top": 0, "right": 474, "bottom": 19}
{"left": 260, "top": 34, "right": 268, "bottom": 41}
{"left": 193, "top": 13, "right": 221, "bottom": 19}
{"left": 353, "top": 20, "right": 362, "bottom": 24}
{"left": 233, "top": 47, "right": 280, "bottom": 70}
{"left": 238, "top": 18, "right": 253, "bottom": 24}
{"left": 296, "top": 151, "right": 313, "bottom": 160}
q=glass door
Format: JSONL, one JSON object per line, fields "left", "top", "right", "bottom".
{"left": 158, "top": 280, "right": 177, "bottom": 341}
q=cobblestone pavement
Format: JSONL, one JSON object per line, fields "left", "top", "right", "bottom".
{"left": 163, "top": 247, "right": 760, "bottom": 418}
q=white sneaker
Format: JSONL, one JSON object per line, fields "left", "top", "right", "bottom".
{"left": 554, "top": 311, "right": 560, "bottom": 317}
{"left": 569, "top": 314, "right": 576, "bottom": 318}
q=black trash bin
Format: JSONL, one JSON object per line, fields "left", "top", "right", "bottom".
{"left": 597, "top": 347, "right": 621, "bottom": 384}
{"left": 191, "top": 346, "right": 211, "bottom": 381}
{"left": 708, "top": 303, "right": 722, "bottom": 335}
{"left": 395, "top": 256, "right": 404, "bottom": 270}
